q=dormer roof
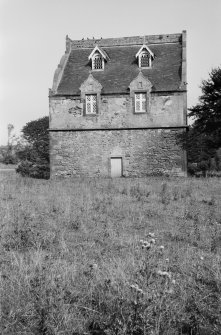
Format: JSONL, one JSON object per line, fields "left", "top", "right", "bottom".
{"left": 135, "top": 44, "right": 154, "bottom": 59}
{"left": 88, "top": 45, "right": 109, "bottom": 60}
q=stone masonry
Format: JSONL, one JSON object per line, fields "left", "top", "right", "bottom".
{"left": 50, "top": 129, "right": 186, "bottom": 177}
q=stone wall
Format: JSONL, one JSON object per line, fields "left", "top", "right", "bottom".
{"left": 49, "top": 93, "right": 186, "bottom": 130}
{"left": 50, "top": 128, "right": 186, "bottom": 178}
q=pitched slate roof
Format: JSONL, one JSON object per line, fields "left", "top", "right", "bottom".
{"left": 54, "top": 33, "right": 184, "bottom": 95}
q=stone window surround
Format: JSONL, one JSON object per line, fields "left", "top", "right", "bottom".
{"left": 81, "top": 91, "right": 101, "bottom": 116}
{"left": 129, "top": 71, "right": 152, "bottom": 114}
{"left": 80, "top": 73, "right": 103, "bottom": 116}
{"left": 131, "top": 90, "right": 150, "bottom": 114}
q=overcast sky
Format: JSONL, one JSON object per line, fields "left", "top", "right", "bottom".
{"left": 0, "top": 0, "right": 221, "bottom": 145}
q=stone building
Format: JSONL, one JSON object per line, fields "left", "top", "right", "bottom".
{"left": 49, "top": 32, "right": 187, "bottom": 177}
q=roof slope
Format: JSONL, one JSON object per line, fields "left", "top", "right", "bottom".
{"left": 53, "top": 33, "right": 185, "bottom": 95}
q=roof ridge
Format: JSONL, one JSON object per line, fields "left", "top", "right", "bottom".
{"left": 68, "top": 33, "right": 183, "bottom": 50}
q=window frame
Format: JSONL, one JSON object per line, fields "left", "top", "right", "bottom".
{"left": 134, "top": 92, "right": 147, "bottom": 113}
{"left": 92, "top": 52, "right": 104, "bottom": 71}
{"left": 85, "top": 94, "right": 97, "bottom": 115}
{"left": 139, "top": 50, "right": 151, "bottom": 68}
{"left": 135, "top": 45, "right": 154, "bottom": 69}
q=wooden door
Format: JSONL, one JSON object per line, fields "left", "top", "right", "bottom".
{"left": 111, "top": 158, "right": 122, "bottom": 177}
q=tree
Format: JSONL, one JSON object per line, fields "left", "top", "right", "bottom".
{"left": 189, "top": 67, "right": 221, "bottom": 148}
{"left": 16, "top": 116, "right": 50, "bottom": 179}
{"left": 187, "top": 67, "right": 221, "bottom": 174}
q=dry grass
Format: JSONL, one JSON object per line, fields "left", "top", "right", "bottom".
{"left": 0, "top": 172, "right": 221, "bottom": 334}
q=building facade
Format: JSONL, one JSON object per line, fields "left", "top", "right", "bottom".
{"left": 49, "top": 32, "right": 187, "bottom": 177}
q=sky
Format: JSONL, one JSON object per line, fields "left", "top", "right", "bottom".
{"left": 0, "top": 0, "right": 221, "bottom": 145}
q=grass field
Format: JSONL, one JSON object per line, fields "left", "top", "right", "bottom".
{"left": 0, "top": 172, "right": 221, "bottom": 334}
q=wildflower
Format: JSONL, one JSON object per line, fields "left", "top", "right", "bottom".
{"left": 166, "top": 288, "right": 173, "bottom": 294}
{"left": 159, "top": 245, "right": 164, "bottom": 250}
{"left": 149, "top": 238, "right": 156, "bottom": 244}
{"left": 140, "top": 239, "right": 144, "bottom": 244}
{"left": 165, "top": 258, "right": 169, "bottom": 262}
{"left": 171, "top": 279, "right": 176, "bottom": 285}
{"left": 142, "top": 241, "right": 151, "bottom": 249}
{"left": 130, "top": 284, "right": 139, "bottom": 290}
{"left": 148, "top": 233, "right": 155, "bottom": 238}
{"left": 89, "top": 263, "right": 98, "bottom": 270}
{"left": 157, "top": 270, "right": 172, "bottom": 279}
{"left": 130, "top": 284, "right": 143, "bottom": 294}
{"left": 200, "top": 256, "right": 204, "bottom": 261}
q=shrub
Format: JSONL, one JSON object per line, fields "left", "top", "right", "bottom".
{"left": 16, "top": 160, "right": 50, "bottom": 179}
{"left": 16, "top": 117, "right": 49, "bottom": 179}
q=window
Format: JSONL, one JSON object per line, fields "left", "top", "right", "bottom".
{"left": 89, "top": 46, "right": 109, "bottom": 71}
{"left": 86, "top": 94, "right": 97, "bottom": 114}
{"left": 80, "top": 73, "right": 102, "bottom": 116}
{"left": 135, "top": 45, "right": 154, "bottom": 68}
{"left": 135, "top": 93, "right": 146, "bottom": 113}
{"left": 93, "top": 52, "right": 103, "bottom": 70}
{"left": 140, "top": 51, "right": 150, "bottom": 68}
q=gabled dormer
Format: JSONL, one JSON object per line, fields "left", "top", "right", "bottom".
{"left": 129, "top": 71, "right": 152, "bottom": 114}
{"left": 136, "top": 45, "right": 154, "bottom": 68}
{"left": 88, "top": 45, "right": 108, "bottom": 71}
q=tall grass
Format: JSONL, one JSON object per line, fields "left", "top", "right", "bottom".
{"left": 0, "top": 173, "right": 221, "bottom": 334}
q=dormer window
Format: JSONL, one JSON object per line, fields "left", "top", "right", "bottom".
{"left": 140, "top": 51, "right": 150, "bottom": 68}
{"left": 129, "top": 71, "right": 152, "bottom": 114}
{"left": 93, "top": 52, "right": 103, "bottom": 70}
{"left": 136, "top": 45, "right": 154, "bottom": 68}
{"left": 80, "top": 73, "right": 102, "bottom": 116}
{"left": 88, "top": 45, "right": 109, "bottom": 71}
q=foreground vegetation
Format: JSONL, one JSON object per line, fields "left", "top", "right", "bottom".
{"left": 0, "top": 173, "right": 221, "bottom": 334}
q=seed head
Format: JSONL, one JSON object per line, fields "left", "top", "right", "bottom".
{"left": 130, "top": 284, "right": 143, "bottom": 294}
{"left": 157, "top": 270, "right": 172, "bottom": 279}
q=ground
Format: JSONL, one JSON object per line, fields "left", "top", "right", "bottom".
{"left": 0, "top": 172, "right": 221, "bottom": 334}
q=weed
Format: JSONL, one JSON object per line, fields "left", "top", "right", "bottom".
{"left": 130, "top": 184, "right": 151, "bottom": 202}
{"left": 160, "top": 181, "right": 170, "bottom": 205}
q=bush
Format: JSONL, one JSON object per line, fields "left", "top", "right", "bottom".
{"left": 2, "top": 151, "right": 18, "bottom": 164}
{"left": 16, "top": 116, "right": 49, "bottom": 179}
{"left": 16, "top": 159, "right": 50, "bottom": 179}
